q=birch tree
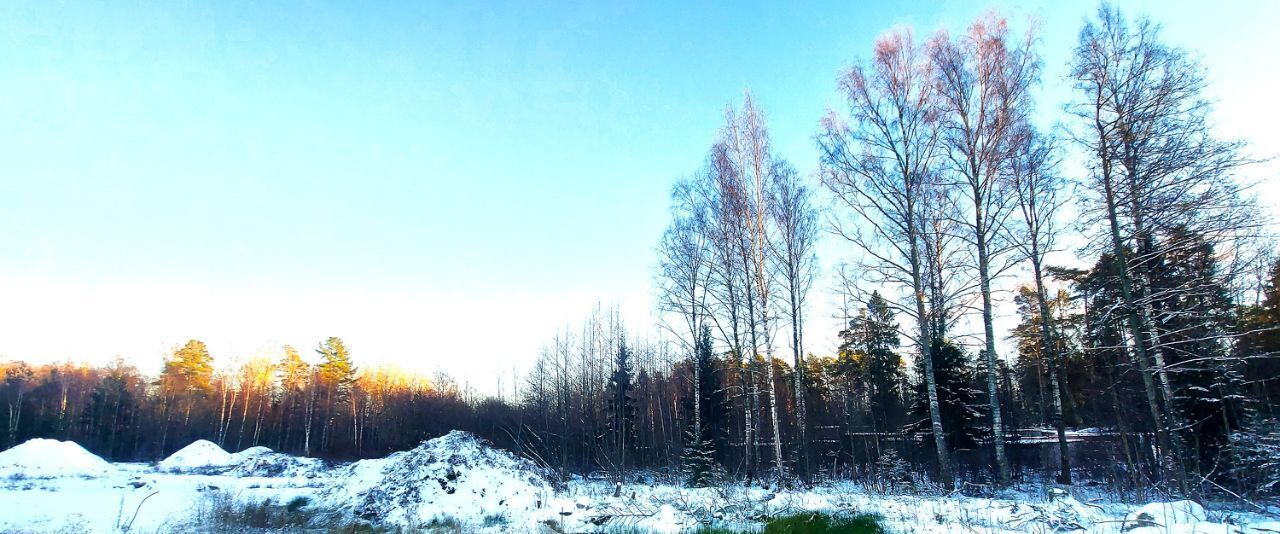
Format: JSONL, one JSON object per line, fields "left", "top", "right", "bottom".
{"left": 1070, "top": 4, "right": 1258, "bottom": 488}
{"left": 770, "top": 161, "right": 819, "bottom": 481}
{"left": 818, "top": 28, "right": 954, "bottom": 485}
{"left": 930, "top": 14, "right": 1040, "bottom": 484}
{"left": 723, "top": 93, "right": 787, "bottom": 483}
{"left": 1009, "top": 125, "right": 1072, "bottom": 484}
{"left": 656, "top": 175, "right": 714, "bottom": 478}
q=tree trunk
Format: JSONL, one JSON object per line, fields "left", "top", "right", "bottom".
{"left": 1098, "top": 132, "right": 1180, "bottom": 490}
{"left": 910, "top": 214, "right": 953, "bottom": 485}
{"left": 789, "top": 287, "right": 810, "bottom": 482}
{"left": 1031, "top": 254, "right": 1071, "bottom": 485}
{"left": 976, "top": 228, "right": 1011, "bottom": 485}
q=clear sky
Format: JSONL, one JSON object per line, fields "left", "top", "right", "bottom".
{"left": 2, "top": 1, "right": 1277, "bottom": 391}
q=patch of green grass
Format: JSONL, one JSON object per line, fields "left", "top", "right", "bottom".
{"left": 692, "top": 512, "right": 884, "bottom": 534}
{"left": 762, "top": 512, "right": 884, "bottom": 534}
{"left": 690, "top": 525, "right": 744, "bottom": 534}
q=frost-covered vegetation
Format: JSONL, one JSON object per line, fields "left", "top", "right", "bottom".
{"left": 2, "top": 433, "right": 1278, "bottom": 533}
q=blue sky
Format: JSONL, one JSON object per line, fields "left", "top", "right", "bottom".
{"left": 2, "top": 1, "right": 1277, "bottom": 389}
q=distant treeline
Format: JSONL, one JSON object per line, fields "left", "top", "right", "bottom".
{"left": 0, "top": 339, "right": 490, "bottom": 462}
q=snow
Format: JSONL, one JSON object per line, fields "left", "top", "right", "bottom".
{"left": 157, "top": 439, "right": 235, "bottom": 471}
{"left": 1122, "top": 500, "right": 1208, "bottom": 531}
{"left": 0, "top": 438, "right": 115, "bottom": 479}
{"left": 157, "top": 441, "right": 323, "bottom": 477}
{"left": 1, "top": 434, "right": 1277, "bottom": 533}
{"left": 319, "top": 430, "right": 553, "bottom": 528}
{"left": 232, "top": 445, "right": 273, "bottom": 461}
{"left": 225, "top": 447, "right": 326, "bottom": 478}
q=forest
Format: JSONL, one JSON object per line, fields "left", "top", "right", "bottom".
{"left": 3, "top": 5, "right": 1279, "bottom": 507}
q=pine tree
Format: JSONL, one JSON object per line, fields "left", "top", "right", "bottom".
{"left": 162, "top": 339, "right": 214, "bottom": 398}
{"left": 277, "top": 345, "right": 310, "bottom": 454}
{"left": 1239, "top": 258, "right": 1280, "bottom": 415}
{"left": 316, "top": 337, "right": 355, "bottom": 390}
{"left": 837, "top": 292, "right": 906, "bottom": 439}
{"left": 1149, "top": 227, "right": 1242, "bottom": 469}
{"left": 315, "top": 337, "right": 355, "bottom": 454}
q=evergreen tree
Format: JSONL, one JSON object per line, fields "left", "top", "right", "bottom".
{"left": 1239, "top": 257, "right": 1280, "bottom": 415}
{"left": 161, "top": 339, "right": 214, "bottom": 399}
{"left": 277, "top": 345, "right": 311, "bottom": 453}
{"left": 913, "top": 340, "right": 982, "bottom": 450}
{"left": 684, "top": 325, "right": 726, "bottom": 486}
{"left": 837, "top": 292, "right": 906, "bottom": 437}
{"left": 156, "top": 339, "right": 215, "bottom": 453}
{"left": 1149, "top": 227, "right": 1242, "bottom": 467}
{"left": 315, "top": 337, "right": 355, "bottom": 453}
{"left": 316, "top": 337, "right": 355, "bottom": 390}
{"left": 605, "top": 338, "right": 637, "bottom": 481}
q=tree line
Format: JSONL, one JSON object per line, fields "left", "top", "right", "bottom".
{"left": 3, "top": 4, "right": 1279, "bottom": 501}
{"left": 0, "top": 337, "right": 495, "bottom": 462}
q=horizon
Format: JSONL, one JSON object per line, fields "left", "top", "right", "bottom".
{"left": 3, "top": 0, "right": 1278, "bottom": 392}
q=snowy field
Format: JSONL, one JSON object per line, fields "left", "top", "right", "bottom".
{"left": 1, "top": 432, "right": 1277, "bottom": 533}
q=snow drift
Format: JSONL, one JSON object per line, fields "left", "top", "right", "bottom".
{"left": 226, "top": 447, "right": 326, "bottom": 477}
{"left": 159, "top": 440, "right": 322, "bottom": 477}
{"left": 158, "top": 439, "right": 236, "bottom": 471}
{"left": 320, "top": 430, "right": 553, "bottom": 528}
{"left": 0, "top": 438, "right": 114, "bottom": 478}
{"left": 1121, "top": 500, "right": 1209, "bottom": 532}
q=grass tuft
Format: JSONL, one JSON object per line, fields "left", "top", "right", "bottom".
{"left": 762, "top": 512, "right": 884, "bottom": 534}
{"left": 693, "top": 512, "right": 885, "bottom": 534}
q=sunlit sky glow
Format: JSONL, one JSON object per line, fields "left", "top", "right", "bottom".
{"left": 2, "top": 0, "right": 1277, "bottom": 392}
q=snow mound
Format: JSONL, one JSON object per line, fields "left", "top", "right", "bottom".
{"left": 158, "top": 440, "right": 235, "bottom": 471}
{"left": 1122, "top": 500, "right": 1207, "bottom": 531}
{"left": 0, "top": 438, "right": 114, "bottom": 478}
{"left": 160, "top": 441, "right": 322, "bottom": 477}
{"left": 232, "top": 446, "right": 273, "bottom": 461}
{"left": 226, "top": 448, "right": 326, "bottom": 478}
{"left": 320, "top": 430, "right": 553, "bottom": 528}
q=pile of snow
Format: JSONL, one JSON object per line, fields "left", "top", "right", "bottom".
{"left": 158, "top": 439, "right": 236, "bottom": 472}
{"left": 232, "top": 445, "right": 273, "bottom": 461}
{"left": 1121, "top": 500, "right": 1209, "bottom": 532}
{"left": 160, "top": 441, "right": 322, "bottom": 477}
{"left": 226, "top": 447, "right": 327, "bottom": 478}
{"left": 320, "top": 430, "right": 553, "bottom": 528}
{"left": 0, "top": 438, "right": 114, "bottom": 478}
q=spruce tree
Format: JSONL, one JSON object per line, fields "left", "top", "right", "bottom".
{"left": 684, "top": 326, "right": 725, "bottom": 486}
{"left": 605, "top": 338, "right": 637, "bottom": 482}
{"left": 913, "top": 340, "right": 982, "bottom": 450}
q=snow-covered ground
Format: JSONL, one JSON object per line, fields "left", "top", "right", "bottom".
{"left": 1, "top": 432, "right": 1276, "bottom": 533}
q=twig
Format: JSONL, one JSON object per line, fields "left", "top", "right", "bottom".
{"left": 121, "top": 490, "right": 160, "bottom": 533}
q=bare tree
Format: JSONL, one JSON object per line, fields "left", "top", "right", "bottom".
{"left": 818, "top": 28, "right": 954, "bottom": 485}
{"left": 1070, "top": 4, "right": 1260, "bottom": 490}
{"left": 702, "top": 149, "right": 757, "bottom": 476}
{"left": 723, "top": 93, "right": 787, "bottom": 484}
{"left": 930, "top": 14, "right": 1040, "bottom": 485}
{"left": 1009, "top": 125, "right": 1072, "bottom": 484}
{"left": 656, "top": 174, "right": 713, "bottom": 475}
{"left": 769, "top": 161, "right": 820, "bottom": 482}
